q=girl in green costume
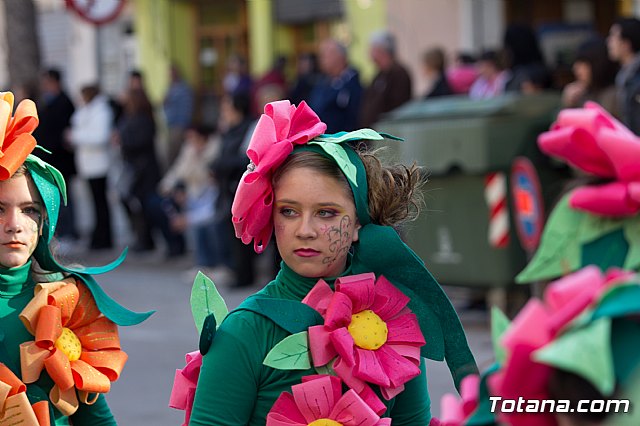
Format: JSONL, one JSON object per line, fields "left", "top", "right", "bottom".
{"left": 0, "top": 92, "right": 151, "bottom": 425}
{"left": 188, "top": 100, "right": 477, "bottom": 425}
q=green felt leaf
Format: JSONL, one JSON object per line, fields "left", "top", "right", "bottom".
{"left": 313, "top": 128, "right": 385, "bottom": 143}
{"left": 534, "top": 317, "right": 615, "bottom": 396}
{"left": 516, "top": 194, "right": 582, "bottom": 283}
{"left": 591, "top": 284, "right": 640, "bottom": 321}
{"left": 579, "top": 213, "right": 627, "bottom": 245}
{"left": 623, "top": 219, "right": 640, "bottom": 270}
{"left": 263, "top": 331, "right": 311, "bottom": 370}
{"left": 308, "top": 141, "right": 358, "bottom": 186}
{"left": 490, "top": 307, "right": 510, "bottom": 365}
{"left": 26, "top": 154, "right": 67, "bottom": 204}
{"left": 190, "top": 271, "right": 228, "bottom": 334}
{"left": 314, "top": 361, "right": 336, "bottom": 376}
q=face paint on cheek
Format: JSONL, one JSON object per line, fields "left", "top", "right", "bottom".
{"left": 322, "top": 215, "right": 352, "bottom": 266}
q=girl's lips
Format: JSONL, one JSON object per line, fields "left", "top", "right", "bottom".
{"left": 294, "top": 249, "right": 321, "bottom": 257}
{"left": 3, "top": 242, "right": 24, "bottom": 249}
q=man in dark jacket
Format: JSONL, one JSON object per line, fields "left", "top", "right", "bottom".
{"left": 359, "top": 31, "right": 412, "bottom": 129}
{"left": 33, "top": 68, "right": 77, "bottom": 239}
{"left": 608, "top": 17, "right": 640, "bottom": 135}
{"left": 308, "top": 39, "right": 362, "bottom": 133}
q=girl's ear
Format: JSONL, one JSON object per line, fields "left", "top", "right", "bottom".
{"left": 352, "top": 220, "right": 362, "bottom": 243}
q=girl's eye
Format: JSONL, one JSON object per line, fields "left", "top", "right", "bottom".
{"left": 23, "top": 207, "right": 41, "bottom": 217}
{"left": 318, "top": 209, "right": 337, "bottom": 217}
{"left": 280, "top": 208, "right": 297, "bottom": 217}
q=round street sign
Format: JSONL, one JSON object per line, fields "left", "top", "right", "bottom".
{"left": 511, "top": 157, "right": 545, "bottom": 253}
{"left": 66, "top": 0, "right": 126, "bottom": 25}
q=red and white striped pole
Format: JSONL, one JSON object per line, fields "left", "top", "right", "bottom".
{"left": 485, "top": 172, "right": 510, "bottom": 248}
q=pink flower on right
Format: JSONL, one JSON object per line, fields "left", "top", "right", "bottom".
{"left": 303, "top": 273, "right": 425, "bottom": 410}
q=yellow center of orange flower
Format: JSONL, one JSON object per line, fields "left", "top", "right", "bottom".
{"left": 55, "top": 327, "right": 82, "bottom": 361}
{"left": 308, "top": 419, "right": 343, "bottom": 426}
{"left": 348, "top": 309, "right": 388, "bottom": 350}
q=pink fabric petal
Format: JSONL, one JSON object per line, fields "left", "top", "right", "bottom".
{"left": 570, "top": 182, "right": 640, "bottom": 217}
{"left": 291, "top": 375, "right": 337, "bottom": 422}
{"left": 500, "top": 299, "right": 551, "bottom": 352}
{"left": 301, "top": 375, "right": 343, "bottom": 403}
{"left": 380, "top": 383, "right": 404, "bottom": 400}
{"left": 329, "top": 328, "right": 356, "bottom": 366}
{"left": 288, "top": 101, "right": 328, "bottom": 144}
{"left": 325, "top": 292, "right": 353, "bottom": 329}
{"left": 333, "top": 358, "right": 366, "bottom": 392}
{"left": 335, "top": 273, "right": 377, "bottom": 312}
{"left": 460, "top": 374, "right": 480, "bottom": 417}
{"left": 353, "top": 348, "right": 390, "bottom": 387}
{"left": 386, "top": 344, "right": 421, "bottom": 366}
{"left": 308, "top": 325, "right": 338, "bottom": 367}
{"left": 330, "top": 389, "right": 381, "bottom": 426}
{"left": 358, "top": 384, "right": 387, "bottom": 416}
{"left": 369, "top": 275, "right": 410, "bottom": 321}
{"left": 267, "top": 392, "right": 307, "bottom": 425}
{"left": 302, "top": 280, "right": 334, "bottom": 316}
{"left": 439, "top": 393, "right": 465, "bottom": 425}
{"left": 597, "top": 126, "right": 640, "bottom": 182}
{"left": 376, "top": 345, "right": 421, "bottom": 388}
{"left": 375, "top": 418, "right": 392, "bottom": 426}
{"left": 385, "top": 313, "right": 426, "bottom": 346}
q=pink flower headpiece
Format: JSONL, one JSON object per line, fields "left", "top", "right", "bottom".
{"left": 537, "top": 102, "right": 640, "bottom": 217}
{"left": 231, "top": 100, "right": 327, "bottom": 253}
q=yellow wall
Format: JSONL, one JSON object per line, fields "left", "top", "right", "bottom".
{"left": 167, "top": 1, "right": 197, "bottom": 86}
{"left": 247, "top": 0, "right": 275, "bottom": 76}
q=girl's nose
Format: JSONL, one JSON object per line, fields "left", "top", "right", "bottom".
{"left": 295, "top": 215, "right": 317, "bottom": 239}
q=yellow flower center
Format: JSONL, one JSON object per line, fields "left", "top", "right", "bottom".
{"left": 308, "top": 420, "right": 343, "bottom": 426}
{"left": 347, "top": 309, "right": 388, "bottom": 350}
{"left": 55, "top": 327, "right": 82, "bottom": 361}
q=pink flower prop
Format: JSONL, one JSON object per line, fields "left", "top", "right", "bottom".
{"left": 303, "top": 273, "right": 425, "bottom": 410}
{"left": 231, "top": 100, "right": 327, "bottom": 253}
{"left": 169, "top": 350, "right": 203, "bottom": 426}
{"left": 266, "top": 375, "right": 391, "bottom": 426}
{"left": 430, "top": 374, "right": 480, "bottom": 426}
{"left": 537, "top": 102, "right": 640, "bottom": 217}
{"left": 488, "top": 266, "right": 633, "bottom": 426}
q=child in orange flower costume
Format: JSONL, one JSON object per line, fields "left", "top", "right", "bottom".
{"left": 0, "top": 92, "right": 151, "bottom": 425}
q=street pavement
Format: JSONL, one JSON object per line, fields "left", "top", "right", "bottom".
{"left": 61, "top": 247, "right": 494, "bottom": 425}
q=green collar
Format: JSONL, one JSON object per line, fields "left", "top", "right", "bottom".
{"left": 0, "top": 261, "right": 34, "bottom": 296}
{"left": 273, "top": 256, "right": 353, "bottom": 300}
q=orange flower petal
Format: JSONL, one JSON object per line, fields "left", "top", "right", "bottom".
{"left": 35, "top": 305, "right": 62, "bottom": 350}
{"left": 49, "top": 384, "right": 79, "bottom": 417}
{"left": 70, "top": 360, "right": 111, "bottom": 393}
{"left": 0, "top": 362, "right": 26, "bottom": 396}
{"left": 48, "top": 283, "right": 80, "bottom": 326}
{"left": 78, "top": 391, "right": 100, "bottom": 405}
{"left": 1, "top": 393, "right": 40, "bottom": 424}
{"left": 32, "top": 400, "right": 50, "bottom": 426}
{"left": 19, "top": 342, "right": 48, "bottom": 384}
{"left": 6, "top": 98, "right": 38, "bottom": 139}
{"left": 44, "top": 349, "right": 74, "bottom": 391}
{"left": 80, "top": 349, "right": 128, "bottom": 382}
{"left": 75, "top": 317, "right": 121, "bottom": 351}
{"left": 0, "top": 133, "right": 37, "bottom": 180}
{"left": 65, "top": 282, "right": 101, "bottom": 330}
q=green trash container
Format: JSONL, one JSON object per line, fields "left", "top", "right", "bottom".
{"left": 374, "top": 93, "right": 564, "bottom": 287}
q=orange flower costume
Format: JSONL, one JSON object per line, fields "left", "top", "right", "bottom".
{"left": 0, "top": 363, "right": 49, "bottom": 426}
{"left": 18, "top": 278, "right": 127, "bottom": 416}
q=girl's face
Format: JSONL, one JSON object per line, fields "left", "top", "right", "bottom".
{"left": 0, "top": 174, "right": 43, "bottom": 268}
{"left": 274, "top": 167, "right": 361, "bottom": 279}
{"left": 572, "top": 60, "right": 592, "bottom": 85}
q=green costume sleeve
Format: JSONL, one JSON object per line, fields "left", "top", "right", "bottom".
{"left": 387, "top": 359, "right": 431, "bottom": 425}
{"left": 190, "top": 312, "right": 263, "bottom": 425}
{"left": 70, "top": 394, "right": 116, "bottom": 426}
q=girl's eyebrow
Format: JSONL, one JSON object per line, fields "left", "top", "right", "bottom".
{"left": 275, "top": 199, "right": 344, "bottom": 208}
{"left": 0, "top": 200, "right": 43, "bottom": 207}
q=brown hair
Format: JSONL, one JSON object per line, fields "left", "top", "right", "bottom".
{"left": 273, "top": 148, "right": 425, "bottom": 227}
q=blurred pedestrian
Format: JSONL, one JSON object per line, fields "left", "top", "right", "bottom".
{"left": 421, "top": 46, "right": 453, "bottom": 99}
{"left": 288, "top": 52, "right": 321, "bottom": 105}
{"left": 446, "top": 52, "right": 478, "bottom": 94}
{"left": 308, "top": 39, "right": 362, "bottom": 133}
{"left": 67, "top": 84, "right": 114, "bottom": 250}
{"left": 502, "top": 23, "right": 548, "bottom": 92}
{"left": 163, "top": 64, "right": 194, "bottom": 167}
{"left": 252, "top": 55, "right": 287, "bottom": 114}
{"left": 607, "top": 17, "right": 640, "bottom": 134}
{"left": 562, "top": 37, "right": 618, "bottom": 114}
{"left": 469, "top": 50, "right": 510, "bottom": 100}
{"left": 359, "top": 30, "right": 412, "bottom": 128}
{"left": 115, "top": 88, "right": 185, "bottom": 257}
{"left": 209, "top": 92, "right": 256, "bottom": 287}
{"left": 33, "top": 68, "right": 77, "bottom": 241}
{"left": 223, "top": 54, "right": 253, "bottom": 97}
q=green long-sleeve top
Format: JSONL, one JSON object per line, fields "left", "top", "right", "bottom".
{"left": 189, "top": 261, "right": 431, "bottom": 425}
{"left": 0, "top": 261, "right": 116, "bottom": 425}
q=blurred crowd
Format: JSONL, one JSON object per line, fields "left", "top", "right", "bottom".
{"left": 14, "top": 17, "right": 640, "bottom": 288}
